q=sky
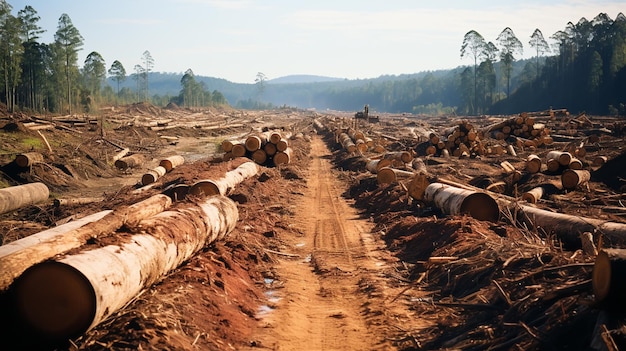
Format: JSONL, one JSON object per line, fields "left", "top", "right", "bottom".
{"left": 7, "top": 0, "right": 626, "bottom": 84}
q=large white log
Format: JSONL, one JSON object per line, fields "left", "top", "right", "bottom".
{"left": 0, "top": 182, "right": 49, "bottom": 215}
{"left": 424, "top": 183, "right": 500, "bottom": 222}
{"left": 0, "top": 194, "right": 172, "bottom": 292}
{"left": 11, "top": 195, "right": 239, "bottom": 339}
{"left": 189, "top": 161, "right": 259, "bottom": 196}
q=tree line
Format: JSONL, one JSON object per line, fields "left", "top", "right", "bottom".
{"left": 0, "top": 1, "right": 227, "bottom": 115}
{"left": 248, "top": 11, "right": 625, "bottom": 116}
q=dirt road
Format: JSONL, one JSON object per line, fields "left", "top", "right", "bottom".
{"left": 244, "top": 136, "right": 394, "bottom": 350}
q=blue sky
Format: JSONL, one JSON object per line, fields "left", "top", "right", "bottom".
{"left": 8, "top": 0, "right": 626, "bottom": 83}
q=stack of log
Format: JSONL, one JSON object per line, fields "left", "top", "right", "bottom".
{"left": 420, "top": 120, "right": 482, "bottom": 158}
{"left": 334, "top": 127, "right": 385, "bottom": 154}
{"left": 481, "top": 113, "right": 553, "bottom": 149}
{"left": 221, "top": 130, "right": 292, "bottom": 167}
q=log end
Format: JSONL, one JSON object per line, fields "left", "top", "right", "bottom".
{"left": 189, "top": 181, "right": 220, "bottom": 197}
{"left": 12, "top": 262, "right": 96, "bottom": 339}
{"left": 460, "top": 192, "right": 500, "bottom": 222}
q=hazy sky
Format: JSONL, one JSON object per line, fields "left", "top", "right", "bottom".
{"left": 8, "top": 0, "right": 625, "bottom": 83}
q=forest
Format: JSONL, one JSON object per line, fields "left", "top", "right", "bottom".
{"left": 1, "top": 0, "right": 625, "bottom": 116}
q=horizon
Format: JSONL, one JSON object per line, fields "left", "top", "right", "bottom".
{"left": 8, "top": 0, "right": 626, "bottom": 84}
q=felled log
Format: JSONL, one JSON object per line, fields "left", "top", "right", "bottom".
{"left": 252, "top": 149, "right": 268, "bottom": 165}
{"left": 424, "top": 183, "right": 500, "bottom": 222}
{"left": 15, "top": 152, "right": 44, "bottom": 168}
{"left": 232, "top": 143, "right": 247, "bottom": 157}
{"left": 245, "top": 135, "right": 263, "bottom": 152}
{"left": 339, "top": 133, "right": 356, "bottom": 153}
{"left": 111, "top": 148, "right": 130, "bottom": 163}
{"left": 189, "top": 160, "right": 259, "bottom": 197}
{"left": 383, "top": 151, "right": 413, "bottom": 164}
{"left": 366, "top": 159, "right": 392, "bottom": 173}
{"left": 522, "top": 186, "right": 544, "bottom": 204}
{"left": 568, "top": 158, "right": 583, "bottom": 170}
{"left": 159, "top": 155, "right": 185, "bottom": 172}
{"left": 274, "top": 148, "right": 292, "bottom": 166}
{"left": 0, "top": 182, "right": 50, "bottom": 215}
{"left": 54, "top": 197, "right": 104, "bottom": 207}
{"left": 546, "top": 151, "right": 572, "bottom": 167}
{"left": 593, "top": 249, "right": 626, "bottom": 308}
{"left": 0, "top": 194, "right": 172, "bottom": 292}
{"left": 593, "top": 156, "right": 608, "bottom": 167}
{"left": 114, "top": 154, "right": 145, "bottom": 170}
{"left": 11, "top": 195, "right": 238, "bottom": 339}
{"left": 526, "top": 154, "right": 542, "bottom": 174}
{"left": 141, "top": 166, "right": 167, "bottom": 185}
{"left": 376, "top": 167, "right": 414, "bottom": 185}
{"left": 561, "top": 169, "right": 591, "bottom": 190}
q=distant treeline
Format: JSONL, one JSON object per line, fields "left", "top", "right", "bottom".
{"left": 1, "top": 1, "right": 625, "bottom": 116}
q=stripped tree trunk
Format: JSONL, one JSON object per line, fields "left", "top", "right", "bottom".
{"left": 11, "top": 195, "right": 239, "bottom": 339}
{"left": 0, "top": 194, "right": 172, "bottom": 292}
{"left": 0, "top": 182, "right": 49, "bottom": 215}
{"left": 15, "top": 152, "right": 44, "bottom": 168}
{"left": 189, "top": 161, "right": 259, "bottom": 197}
{"left": 159, "top": 155, "right": 185, "bottom": 172}
{"left": 141, "top": 166, "right": 167, "bottom": 185}
{"left": 593, "top": 248, "right": 626, "bottom": 309}
{"left": 424, "top": 183, "right": 500, "bottom": 222}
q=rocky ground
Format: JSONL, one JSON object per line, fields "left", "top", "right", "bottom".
{"left": 1, "top": 103, "right": 626, "bottom": 350}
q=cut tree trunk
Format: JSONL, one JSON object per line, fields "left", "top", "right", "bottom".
{"left": 561, "top": 169, "right": 591, "bottom": 190}
{"left": 111, "top": 148, "right": 130, "bottom": 163}
{"left": 366, "top": 159, "right": 392, "bottom": 173}
{"left": 377, "top": 167, "right": 414, "bottom": 185}
{"left": 526, "top": 154, "right": 542, "bottom": 174}
{"left": 189, "top": 161, "right": 259, "bottom": 196}
{"left": 159, "top": 155, "right": 185, "bottom": 172}
{"left": 53, "top": 197, "right": 104, "bottom": 207}
{"left": 15, "top": 152, "right": 44, "bottom": 168}
{"left": 522, "top": 186, "right": 544, "bottom": 204}
{"left": 424, "top": 183, "right": 500, "bottom": 222}
{"left": 0, "top": 194, "right": 172, "bottom": 292}
{"left": 0, "top": 182, "right": 49, "bottom": 215}
{"left": 10, "top": 195, "right": 239, "bottom": 340}
{"left": 114, "top": 154, "right": 145, "bottom": 170}
{"left": 593, "top": 248, "right": 626, "bottom": 309}
{"left": 274, "top": 148, "right": 292, "bottom": 166}
{"left": 141, "top": 166, "right": 167, "bottom": 185}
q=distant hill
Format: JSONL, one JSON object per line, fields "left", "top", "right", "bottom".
{"left": 267, "top": 75, "right": 346, "bottom": 84}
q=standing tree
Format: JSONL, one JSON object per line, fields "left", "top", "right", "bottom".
{"left": 108, "top": 60, "right": 126, "bottom": 97}
{"left": 0, "top": 4, "right": 23, "bottom": 113}
{"left": 82, "top": 51, "right": 106, "bottom": 109}
{"left": 132, "top": 64, "right": 145, "bottom": 103}
{"left": 460, "top": 30, "right": 486, "bottom": 115}
{"left": 54, "top": 13, "right": 83, "bottom": 114}
{"left": 18, "top": 5, "right": 45, "bottom": 111}
{"left": 180, "top": 68, "right": 196, "bottom": 108}
{"left": 529, "top": 28, "right": 550, "bottom": 80}
{"left": 496, "top": 27, "right": 523, "bottom": 97}
{"left": 141, "top": 50, "right": 153, "bottom": 101}
{"left": 255, "top": 72, "right": 267, "bottom": 101}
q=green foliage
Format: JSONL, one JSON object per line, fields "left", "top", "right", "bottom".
{"left": 20, "top": 136, "right": 43, "bottom": 149}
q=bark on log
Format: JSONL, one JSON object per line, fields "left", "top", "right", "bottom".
{"left": 507, "top": 203, "right": 626, "bottom": 248}
{"left": 593, "top": 249, "right": 626, "bottom": 308}
{"left": 0, "top": 182, "right": 50, "bottom": 215}
{"left": 11, "top": 195, "right": 239, "bottom": 339}
{"left": 366, "top": 159, "right": 392, "bottom": 173}
{"left": 546, "top": 151, "right": 572, "bottom": 167}
{"left": 114, "top": 154, "right": 145, "bottom": 170}
{"left": 383, "top": 151, "right": 413, "bottom": 164}
{"left": 189, "top": 161, "right": 259, "bottom": 196}
{"left": 141, "top": 166, "right": 167, "bottom": 185}
{"left": 0, "top": 194, "right": 172, "bottom": 292}
{"left": 15, "top": 152, "right": 44, "bottom": 168}
{"left": 562, "top": 169, "right": 591, "bottom": 190}
{"left": 159, "top": 155, "right": 185, "bottom": 172}
{"left": 54, "top": 197, "right": 104, "bottom": 207}
{"left": 424, "top": 183, "right": 500, "bottom": 222}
